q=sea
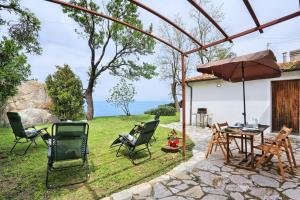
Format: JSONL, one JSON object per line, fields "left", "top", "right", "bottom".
{"left": 86, "top": 101, "right": 170, "bottom": 117}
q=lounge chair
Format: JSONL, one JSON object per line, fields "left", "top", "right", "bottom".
{"left": 115, "top": 120, "right": 160, "bottom": 165}
{"left": 110, "top": 115, "right": 160, "bottom": 147}
{"left": 46, "top": 122, "right": 89, "bottom": 188}
{"left": 7, "top": 112, "right": 50, "bottom": 155}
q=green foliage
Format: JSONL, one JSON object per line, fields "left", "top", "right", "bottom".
{"left": 159, "top": 102, "right": 176, "bottom": 108}
{"left": 107, "top": 79, "right": 136, "bottom": 116}
{"left": 0, "top": 38, "right": 31, "bottom": 110}
{"left": 63, "top": 0, "right": 157, "bottom": 119}
{"left": 45, "top": 64, "right": 84, "bottom": 120}
{"left": 145, "top": 106, "right": 176, "bottom": 116}
{"left": 0, "top": 0, "right": 41, "bottom": 54}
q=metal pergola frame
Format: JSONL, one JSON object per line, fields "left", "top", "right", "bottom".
{"left": 46, "top": 0, "right": 300, "bottom": 159}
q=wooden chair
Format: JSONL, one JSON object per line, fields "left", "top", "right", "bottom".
{"left": 206, "top": 124, "right": 230, "bottom": 159}
{"left": 255, "top": 126, "right": 294, "bottom": 180}
{"left": 216, "top": 122, "right": 241, "bottom": 153}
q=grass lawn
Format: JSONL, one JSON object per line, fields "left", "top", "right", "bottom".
{"left": 0, "top": 114, "right": 194, "bottom": 199}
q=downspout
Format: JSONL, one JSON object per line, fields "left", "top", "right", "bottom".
{"left": 186, "top": 81, "right": 193, "bottom": 125}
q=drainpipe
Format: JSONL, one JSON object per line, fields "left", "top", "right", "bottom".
{"left": 186, "top": 81, "right": 193, "bottom": 125}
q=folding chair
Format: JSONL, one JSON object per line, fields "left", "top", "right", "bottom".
{"left": 46, "top": 122, "right": 89, "bottom": 188}
{"left": 255, "top": 126, "right": 293, "bottom": 180}
{"left": 216, "top": 122, "right": 241, "bottom": 152}
{"left": 206, "top": 124, "right": 230, "bottom": 159}
{"left": 115, "top": 120, "right": 160, "bottom": 165}
{"left": 7, "top": 112, "right": 49, "bottom": 155}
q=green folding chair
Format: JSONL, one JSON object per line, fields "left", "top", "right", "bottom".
{"left": 46, "top": 122, "right": 89, "bottom": 189}
{"left": 116, "top": 120, "right": 160, "bottom": 165}
{"left": 7, "top": 112, "right": 49, "bottom": 155}
{"left": 110, "top": 115, "right": 160, "bottom": 147}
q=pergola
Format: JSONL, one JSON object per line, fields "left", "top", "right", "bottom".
{"left": 46, "top": 0, "right": 300, "bottom": 158}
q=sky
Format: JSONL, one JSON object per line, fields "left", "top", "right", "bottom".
{"left": 20, "top": 0, "right": 300, "bottom": 101}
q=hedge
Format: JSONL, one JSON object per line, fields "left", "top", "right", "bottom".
{"left": 144, "top": 106, "right": 176, "bottom": 116}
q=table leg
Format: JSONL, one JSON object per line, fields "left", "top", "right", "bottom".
{"left": 241, "top": 136, "right": 244, "bottom": 153}
{"left": 226, "top": 132, "right": 230, "bottom": 164}
{"left": 245, "top": 135, "right": 248, "bottom": 159}
{"left": 261, "top": 132, "right": 264, "bottom": 155}
{"left": 251, "top": 136, "right": 254, "bottom": 169}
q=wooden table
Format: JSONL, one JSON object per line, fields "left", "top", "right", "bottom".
{"left": 222, "top": 124, "right": 269, "bottom": 170}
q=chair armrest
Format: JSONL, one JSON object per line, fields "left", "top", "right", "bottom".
{"left": 25, "top": 125, "right": 36, "bottom": 130}
{"left": 36, "top": 127, "right": 48, "bottom": 132}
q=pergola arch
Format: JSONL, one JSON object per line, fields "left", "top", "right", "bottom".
{"left": 46, "top": 0, "right": 300, "bottom": 158}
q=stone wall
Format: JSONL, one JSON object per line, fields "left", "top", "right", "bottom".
{"left": 1, "top": 80, "right": 58, "bottom": 127}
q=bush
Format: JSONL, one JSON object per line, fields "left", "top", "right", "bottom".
{"left": 144, "top": 106, "right": 176, "bottom": 116}
{"left": 159, "top": 102, "right": 176, "bottom": 108}
{"left": 46, "top": 64, "right": 84, "bottom": 120}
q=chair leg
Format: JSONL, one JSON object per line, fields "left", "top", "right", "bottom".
{"left": 233, "top": 138, "right": 241, "bottom": 152}
{"left": 205, "top": 138, "right": 214, "bottom": 158}
{"left": 10, "top": 138, "right": 21, "bottom": 153}
{"left": 284, "top": 145, "right": 294, "bottom": 174}
{"left": 146, "top": 144, "right": 151, "bottom": 159}
{"left": 287, "top": 139, "right": 297, "bottom": 168}
{"left": 276, "top": 154, "right": 285, "bottom": 180}
{"left": 116, "top": 143, "right": 123, "bottom": 157}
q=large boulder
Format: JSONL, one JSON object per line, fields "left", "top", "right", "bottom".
{"left": 1, "top": 80, "right": 58, "bottom": 127}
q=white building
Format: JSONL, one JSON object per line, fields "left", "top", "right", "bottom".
{"left": 183, "top": 57, "right": 300, "bottom": 134}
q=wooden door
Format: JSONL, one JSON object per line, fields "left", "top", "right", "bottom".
{"left": 272, "top": 80, "right": 300, "bottom": 133}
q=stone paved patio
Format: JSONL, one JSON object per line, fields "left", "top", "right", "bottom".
{"left": 102, "top": 123, "right": 300, "bottom": 200}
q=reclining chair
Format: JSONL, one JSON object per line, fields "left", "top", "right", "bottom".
{"left": 46, "top": 122, "right": 89, "bottom": 188}
{"left": 110, "top": 114, "right": 160, "bottom": 147}
{"left": 115, "top": 120, "right": 160, "bottom": 165}
{"left": 7, "top": 112, "right": 50, "bottom": 155}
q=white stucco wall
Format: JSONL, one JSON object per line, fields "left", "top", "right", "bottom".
{"left": 181, "top": 71, "right": 300, "bottom": 132}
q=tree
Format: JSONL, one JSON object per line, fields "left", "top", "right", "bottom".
{"left": 0, "top": 0, "right": 41, "bottom": 54}
{"left": 62, "top": 0, "right": 157, "bottom": 120}
{"left": 0, "top": 39, "right": 31, "bottom": 125}
{"left": 157, "top": 16, "right": 196, "bottom": 112}
{"left": 107, "top": 79, "right": 136, "bottom": 116}
{"left": 191, "top": 0, "right": 235, "bottom": 64}
{"left": 46, "top": 64, "right": 84, "bottom": 120}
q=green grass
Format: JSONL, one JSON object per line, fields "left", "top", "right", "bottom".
{"left": 0, "top": 114, "right": 193, "bottom": 199}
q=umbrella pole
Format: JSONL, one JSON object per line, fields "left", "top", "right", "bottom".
{"left": 242, "top": 62, "right": 247, "bottom": 125}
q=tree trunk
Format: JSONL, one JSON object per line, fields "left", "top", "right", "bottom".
{"left": 171, "top": 82, "right": 180, "bottom": 112}
{"left": 85, "top": 89, "right": 94, "bottom": 120}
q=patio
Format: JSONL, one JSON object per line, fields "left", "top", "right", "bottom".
{"left": 105, "top": 123, "right": 300, "bottom": 200}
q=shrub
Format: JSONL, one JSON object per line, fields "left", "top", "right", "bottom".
{"left": 159, "top": 102, "right": 176, "bottom": 108}
{"left": 46, "top": 64, "right": 84, "bottom": 120}
{"left": 144, "top": 106, "right": 176, "bottom": 116}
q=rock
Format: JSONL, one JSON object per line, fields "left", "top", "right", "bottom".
{"left": 2, "top": 80, "right": 58, "bottom": 126}
{"left": 130, "top": 182, "right": 152, "bottom": 197}
{"left": 283, "top": 187, "right": 300, "bottom": 200}
{"left": 167, "top": 180, "right": 182, "bottom": 186}
{"left": 193, "top": 171, "right": 225, "bottom": 187}
{"left": 19, "top": 108, "right": 58, "bottom": 126}
{"left": 174, "top": 183, "right": 189, "bottom": 191}
{"left": 281, "top": 181, "right": 297, "bottom": 189}
{"left": 202, "top": 187, "right": 227, "bottom": 196}
{"left": 168, "top": 171, "right": 192, "bottom": 180}
{"left": 201, "top": 194, "right": 227, "bottom": 200}
{"left": 177, "top": 186, "right": 204, "bottom": 199}
{"left": 160, "top": 196, "right": 187, "bottom": 200}
{"left": 149, "top": 175, "right": 171, "bottom": 185}
{"left": 153, "top": 183, "right": 172, "bottom": 199}
{"left": 229, "top": 175, "right": 252, "bottom": 185}
{"left": 183, "top": 180, "right": 198, "bottom": 186}
{"left": 230, "top": 192, "right": 244, "bottom": 200}
{"left": 111, "top": 189, "right": 132, "bottom": 200}
{"left": 251, "top": 175, "right": 279, "bottom": 188}
{"left": 226, "top": 184, "right": 248, "bottom": 192}
{"left": 194, "top": 161, "right": 220, "bottom": 172}
{"left": 249, "top": 188, "right": 280, "bottom": 200}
